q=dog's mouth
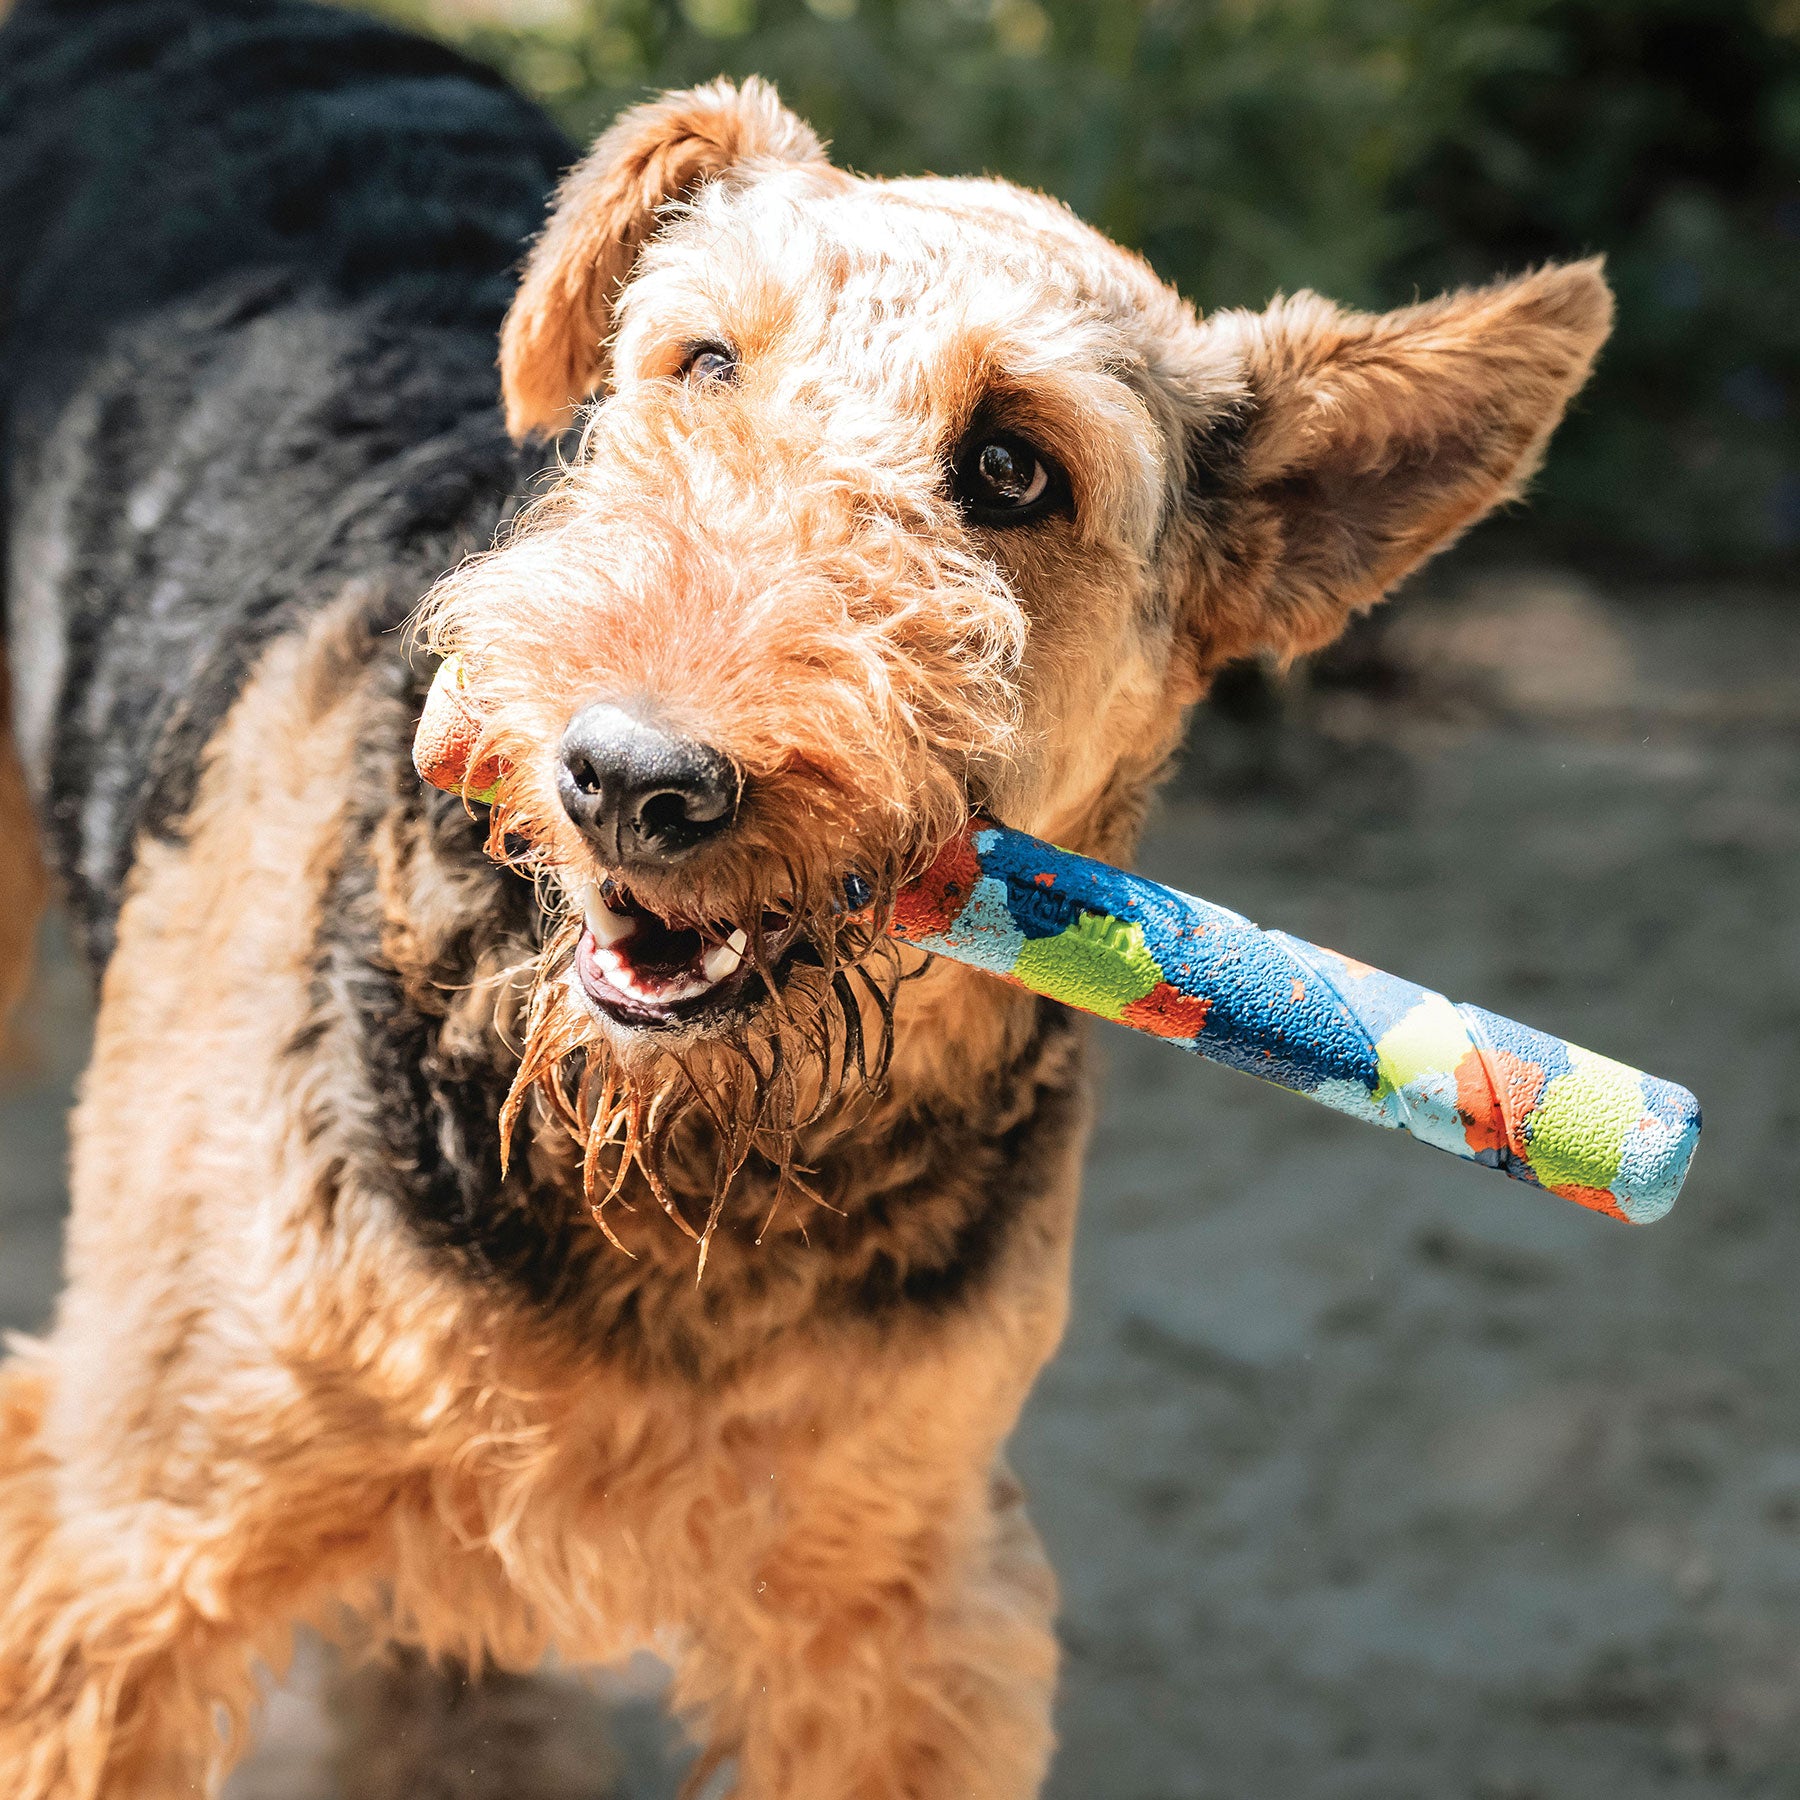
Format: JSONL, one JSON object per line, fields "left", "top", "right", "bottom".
{"left": 571, "top": 877, "right": 803, "bottom": 1033}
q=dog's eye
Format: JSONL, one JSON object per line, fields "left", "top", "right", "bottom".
{"left": 680, "top": 344, "right": 738, "bottom": 386}
{"left": 951, "top": 432, "right": 1063, "bottom": 525}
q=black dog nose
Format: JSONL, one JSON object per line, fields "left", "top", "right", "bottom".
{"left": 556, "top": 702, "right": 739, "bottom": 864}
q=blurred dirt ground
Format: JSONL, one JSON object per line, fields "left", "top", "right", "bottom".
{"left": 3, "top": 566, "right": 1797, "bottom": 1798}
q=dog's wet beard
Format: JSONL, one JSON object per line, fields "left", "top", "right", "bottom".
{"left": 495, "top": 855, "right": 911, "bottom": 1276}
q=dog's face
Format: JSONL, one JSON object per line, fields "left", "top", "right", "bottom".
{"left": 420, "top": 79, "right": 1608, "bottom": 1180}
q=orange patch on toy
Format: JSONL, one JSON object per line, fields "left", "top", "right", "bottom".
{"left": 414, "top": 655, "right": 504, "bottom": 804}
{"left": 893, "top": 829, "right": 981, "bottom": 940}
{"left": 1453, "top": 1044, "right": 1547, "bottom": 1159}
{"left": 1547, "top": 1182, "right": 1631, "bottom": 1223}
{"left": 1120, "top": 982, "right": 1211, "bottom": 1041}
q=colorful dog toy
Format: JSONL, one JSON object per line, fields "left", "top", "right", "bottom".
{"left": 894, "top": 819, "right": 1699, "bottom": 1223}
{"left": 417, "top": 656, "right": 1701, "bottom": 1222}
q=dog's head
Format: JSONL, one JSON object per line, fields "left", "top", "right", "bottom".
{"left": 419, "top": 78, "right": 1609, "bottom": 1209}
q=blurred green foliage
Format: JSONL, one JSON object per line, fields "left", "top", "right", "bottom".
{"left": 371, "top": 0, "right": 1800, "bottom": 570}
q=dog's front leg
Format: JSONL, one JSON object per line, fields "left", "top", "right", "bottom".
{"left": 0, "top": 1348, "right": 392, "bottom": 1800}
{"left": 673, "top": 1370, "right": 1060, "bottom": 1800}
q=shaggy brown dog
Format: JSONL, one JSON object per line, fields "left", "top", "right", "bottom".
{"left": 0, "top": 6, "right": 1610, "bottom": 1793}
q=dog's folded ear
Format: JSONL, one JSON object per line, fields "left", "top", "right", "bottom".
{"left": 500, "top": 78, "right": 825, "bottom": 440}
{"left": 1182, "top": 259, "right": 1613, "bottom": 673}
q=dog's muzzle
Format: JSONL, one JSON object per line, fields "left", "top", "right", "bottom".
{"left": 556, "top": 700, "right": 739, "bottom": 868}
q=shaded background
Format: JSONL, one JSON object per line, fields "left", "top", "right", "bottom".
{"left": 4, "top": 1, "right": 1799, "bottom": 1794}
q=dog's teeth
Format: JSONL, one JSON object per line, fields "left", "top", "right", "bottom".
{"left": 701, "top": 931, "right": 747, "bottom": 984}
{"left": 596, "top": 945, "right": 649, "bottom": 997}
{"left": 583, "top": 882, "right": 637, "bottom": 946}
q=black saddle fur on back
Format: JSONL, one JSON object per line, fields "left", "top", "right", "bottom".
{"left": 0, "top": 0, "right": 572, "bottom": 964}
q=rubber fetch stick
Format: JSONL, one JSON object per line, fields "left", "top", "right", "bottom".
{"left": 414, "top": 655, "right": 1702, "bottom": 1224}
{"left": 893, "top": 817, "right": 1699, "bottom": 1223}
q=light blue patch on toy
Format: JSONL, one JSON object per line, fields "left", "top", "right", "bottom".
{"left": 1312, "top": 1078, "right": 1401, "bottom": 1130}
{"left": 1389, "top": 1068, "right": 1472, "bottom": 1157}
{"left": 924, "top": 873, "right": 1026, "bottom": 974}
{"left": 1610, "top": 1106, "right": 1701, "bottom": 1224}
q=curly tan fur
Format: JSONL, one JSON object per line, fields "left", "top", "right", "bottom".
{"left": 0, "top": 69, "right": 1610, "bottom": 1800}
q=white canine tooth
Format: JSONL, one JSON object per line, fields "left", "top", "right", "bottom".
{"left": 583, "top": 881, "right": 637, "bottom": 946}
{"left": 701, "top": 932, "right": 745, "bottom": 985}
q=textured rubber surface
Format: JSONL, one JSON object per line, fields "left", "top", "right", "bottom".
{"left": 893, "top": 818, "right": 1700, "bottom": 1223}
{"left": 414, "top": 653, "right": 503, "bottom": 805}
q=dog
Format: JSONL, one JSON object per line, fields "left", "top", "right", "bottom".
{"left": 0, "top": 1, "right": 1612, "bottom": 1793}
